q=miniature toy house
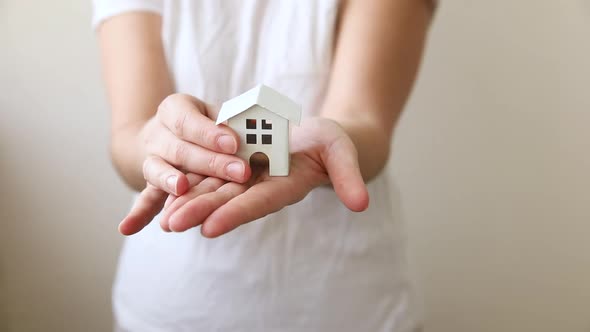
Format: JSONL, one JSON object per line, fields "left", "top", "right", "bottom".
{"left": 216, "top": 85, "right": 301, "bottom": 176}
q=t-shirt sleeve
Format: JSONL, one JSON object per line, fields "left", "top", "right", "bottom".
{"left": 92, "top": 0, "right": 163, "bottom": 29}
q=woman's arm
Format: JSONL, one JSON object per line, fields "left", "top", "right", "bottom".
{"left": 98, "top": 12, "right": 250, "bottom": 197}
{"left": 106, "top": 0, "right": 436, "bottom": 236}
{"left": 99, "top": 0, "right": 434, "bottom": 190}
{"left": 123, "top": 0, "right": 436, "bottom": 237}
{"left": 98, "top": 13, "right": 173, "bottom": 190}
{"left": 322, "top": 0, "right": 435, "bottom": 180}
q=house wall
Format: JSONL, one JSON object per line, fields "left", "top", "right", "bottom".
{"left": 228, "top": 106, "right": 289, "bottom": 176}
{"left": 1, "top": 1, "right": 589, "bottom": 332}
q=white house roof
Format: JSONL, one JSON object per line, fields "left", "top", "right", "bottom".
{"left": 216, "top": 84, "right": 302, "bottom": 125}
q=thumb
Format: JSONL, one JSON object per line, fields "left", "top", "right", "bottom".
{"left": 322, "top": 136, "right": 369, "bottom": 212}
{"left": 119, "top": 184, "right": 167, "bottom": 235}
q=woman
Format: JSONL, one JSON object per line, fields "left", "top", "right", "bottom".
{"left": 94, "top": 0, "right": 436, "bottom": 330}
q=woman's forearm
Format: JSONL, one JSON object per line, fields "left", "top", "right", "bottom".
{"left": 99, "top": 1, "right": 435, "bottom": 190}
{"left": 322, "top": 115, "right": 391, "bottom": 182}
{"left": 98, "top": 12, "right": 173, "bottom": 191}
{"left": 110, "top": 123, "right": 149, "bottom": 191}
{"left": 321, "top": 0, "right": 435, "bottom": 181}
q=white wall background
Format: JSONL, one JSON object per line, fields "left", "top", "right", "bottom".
{"left": 0, "top": 2, "right": 128, "bottom": 331}
{"left": 1, "top": 1, "right": 589, "bottom": 331}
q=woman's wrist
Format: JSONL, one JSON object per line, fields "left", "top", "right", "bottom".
{"left": 110, "top": 120, "right": 151, "bottom": 191}
{"left": 319, "top": 114, "right": 391, "bottom": 182}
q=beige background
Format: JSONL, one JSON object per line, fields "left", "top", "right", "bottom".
{"left": 1, "top": 1, "right": 589, "bottom": 331}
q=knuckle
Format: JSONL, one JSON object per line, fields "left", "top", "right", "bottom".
{"left": 157, "top": 94, "right": 175, "bottom": 117}
{"left": 173, "top": 111, "right": 188, "bottom": 138}
{"left": 160, "top": 93, "right": 181, "bottom": 108}
{"left": 205, "top": 130, "right": 221, "bottom": 149}
{"left": 142, "top": 156, "right": 159, "bottom": 182}
{"left": 194, "top": 125, "right": 218, "bottom": 149}
{"left": 143, "top": 155, "right": 155, "bottom": 168}
{"left": 259, "top": 193, "right": 275, "bottom": 210}
{"left": 142, "top": 126, "right": 167, "bottom": 156}
{"left": 142, "top": 159, "right": 151, "bottom": 180}
{"left": 194, "top": 126, "right": 209, "bottom": 145}
{"left": 198, "top": 196, "right": 216, "bottom": 212}
{"left": 186, "top": 173, "right": 205, "bottom": 187}
{"left": 157, "top": 93, "right": 185, "bottom": 119}
{"left": 144, "top": 140, "right": 158, "bottom": 156}
{"left": 211, "top": 177, "right": 225, "bottom": 187}
{"left": 201, "top": 177, "right": 224, "bottom": 192}
{"left": 172, "top": 141, "right": 188, "bottom": 165}
{"left": 207, "top": 153, "right": 220, "bottom": 174}
{"left": 217, "top": 182, "right": 240, "bottom": 195}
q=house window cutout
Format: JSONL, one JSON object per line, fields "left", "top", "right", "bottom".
{"left": 246, "top": 119, "right": 257, "bottom": 129}
{"left": 262, "top": 119, "right": 272, "bottom": 130}
{"left": 246, "top": 134, "right": 257, "bottom": 144}
{"left": 262, "top": 134, "right": 272, "bottom": 145}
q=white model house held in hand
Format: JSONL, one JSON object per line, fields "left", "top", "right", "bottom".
{"left": 216, "top": 84, "right": 301, "bottom": 176}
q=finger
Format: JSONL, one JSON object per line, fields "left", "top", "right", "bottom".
{"left": 163, "top": 173, "right": 205, "bottom": 211}
{"left": 159, "top": 177, "right": 226, "bottom": 232}
{"left": 157, "top": 94, "right": 239, "bottom": 154}
{"left": 187, "top": 172, "right": 207, "bottom": 187}
{"left": 163, "top": 195, "right": 176, "bottom": 215}
{"left": 322, "top": 136, "right": 369, "bottom": 212}
{"left": 150, "top": 129, "right": 251, "bottom": 183}
{"left": 200, "top": 178, "right": 312, "bottom": 238}
{"left": 143, "top": 156, "right": 190, "bottom": 196}
{"left": 119, "top": 185, "right": 167, "bottom": 236}
{"left": 168, "top": 182, "right": 247, "bottom": 233}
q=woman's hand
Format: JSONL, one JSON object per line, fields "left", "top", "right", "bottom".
{"left": 141, "top": 94, "right": 252, "bottom": 192}
{"left": 118, "top": 93, "right": 253, "bottom": 235}
{"left": 120, "top": 117, "right": 369, "bottom": 237}
{"left": 102, "top": 0, "right": 434, "bottom": 237}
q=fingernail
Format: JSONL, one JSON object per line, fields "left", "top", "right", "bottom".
{"left": 166, "top": 175, "right": 178, "bottom": 194}
{"left": 218, "top": 135, "right": 237, "bottom": 154}
{"left": 226, "top": 162, "right": 244, "bottom": 180}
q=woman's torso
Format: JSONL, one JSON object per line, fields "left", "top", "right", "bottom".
{"left": 113, "top": 1, "right": 418, "bottom": 331}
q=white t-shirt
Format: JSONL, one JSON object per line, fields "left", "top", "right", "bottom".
{"left": 93, "top": 1, "right": 420, "bottom": 331}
